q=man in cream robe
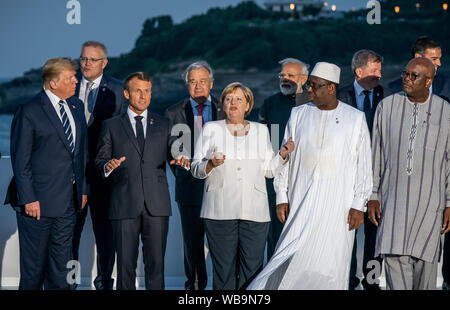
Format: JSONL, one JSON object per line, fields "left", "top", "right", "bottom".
{"left": 248, "top": 62, "right": 373, "bottom": 290}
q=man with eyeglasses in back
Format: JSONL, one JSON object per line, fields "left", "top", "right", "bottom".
{"left": 72, "top": 40, "right": 127, "bottom": 290}
{"left": 368, "top": 57, "right": 450, "bottom": 290}
{"left": 258, "top": 58, "right": 309, "bottom": 260}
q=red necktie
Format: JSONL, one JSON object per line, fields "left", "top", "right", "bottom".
{"left": 196, "top": 104, "right": 205, "bottom": 127}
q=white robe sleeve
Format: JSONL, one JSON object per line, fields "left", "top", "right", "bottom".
{"left": 261, "top": 125, "right": 288, "bottom": 178}
{"left": 351, "top": 114, "right": 373, "bottom": 212}
{"left": 191, "top": 124, "right": 214, "bottom": 179}
{"left": 274, "top": 112, "right": 294, "bottom": 205}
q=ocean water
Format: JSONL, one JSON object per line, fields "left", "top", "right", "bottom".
{"left": 0, "top": 114, "right": 13, "bottom": 157}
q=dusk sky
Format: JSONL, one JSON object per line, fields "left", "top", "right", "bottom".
{"left": 0, "top": 0, "right": 366, "bottom": 78}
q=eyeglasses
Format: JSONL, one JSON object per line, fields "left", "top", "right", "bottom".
{"left": 401, "top": 71, "right": 431, "bottom": 82}
{"left": 79, "top": 57, "right": 105, "bottom": 64}
{"left": 278, "top": 73, "right": 302, "bottom": 79}
{"left": 305, "top": 81, "right": 329, "bottom": 91}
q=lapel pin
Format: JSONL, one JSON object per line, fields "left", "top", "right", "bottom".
{"left": 336, "top": 117, "right": 339, "bottom": 124}
{"left": 102, "top": 87, "right": 106, "bottom": 92}
{"left": 149, "top": 118, "right": 154, "bottom": 125}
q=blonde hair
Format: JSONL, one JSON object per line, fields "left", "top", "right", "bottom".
{"left": 42, "top": 57, "right": 78, "bottom": 89}
{"left": 220, "top": 82, "right": 254, "bottom": 116}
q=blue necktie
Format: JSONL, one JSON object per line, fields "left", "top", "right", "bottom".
{"left": 59, "top": 100, "right": 74, "bottom": 153}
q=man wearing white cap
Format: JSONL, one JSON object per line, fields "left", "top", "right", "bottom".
{"left": 248, "top": 62, "right": 373, "bottom": 289}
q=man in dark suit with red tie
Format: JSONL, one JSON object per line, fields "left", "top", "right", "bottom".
{"left": 9, "top": 58, "right": 88, "bottom": 289}
{"left": 72, "top": 41, "right": 127, "bottom": 290}
{"left": 337, "top": 49, "right": 389, "bottom": 290}
{"left": 164, "top": 61, "right": 226, "bottom": 290}
{"left": 95, "top": 72, "right": 189, "bottom": 290}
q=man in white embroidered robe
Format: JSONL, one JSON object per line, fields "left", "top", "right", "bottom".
{"left": 248, "top": 62, "right": 373, "bottom": 290}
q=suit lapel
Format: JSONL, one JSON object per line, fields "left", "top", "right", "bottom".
{"left": 40, "top": 91, "right": 73, "bottom": 155}
{"left": 120, "top": 113, "right": 142, "bottom": 156}
{"left": 143, "top": 112, "right": 160, "bottom": 157}
{"left": 348, "top": 87, "right": 357, "bottom": 108}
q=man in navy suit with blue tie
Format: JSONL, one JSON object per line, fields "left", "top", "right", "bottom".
{"left": 72, "top": 41, "right": 126, "bottom": 290}
{"left": 9, "top": 57, "right": 88, "bottom": 289}
{"left": 337, "top": 50, "right": 388, "bottom": 290}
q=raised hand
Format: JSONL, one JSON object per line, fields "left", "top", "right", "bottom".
{"left": 105, "top": 156, "right": 126, "bottom": 173}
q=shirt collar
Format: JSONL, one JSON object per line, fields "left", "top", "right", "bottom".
{"left": 190, "top": 96, "right": 212, "bottom": 108}
{"left": 81, "top": 74, "right": 103, "bottom": 88}
{"left": 127, "top": 107, "right": 148, "bottom": 121}
{"left": 44, "top": 89, "right": 65, "bottom": 108}
{"left": 353, "top": 80, "right": 373, "bottom": 96}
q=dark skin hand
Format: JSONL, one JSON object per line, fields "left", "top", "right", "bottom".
{"left": 367, "top": 200, "right": 381, "bottom": 226}
{"left": 276, "top": 203, "right": 290, "bottom": 224}
{"left": 347, "top": 208, "right": 364, "bottom": 231}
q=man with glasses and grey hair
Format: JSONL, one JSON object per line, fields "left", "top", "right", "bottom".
{"left": 258, "top": 58, "right": 309, "bottom": 260}
{"left": 165, "top": 60, "right": 226, "bottom": 290}
{"left": 72, "top": 40, "right": 127, "bottom": 290}
{"left": 337, "top": 49, "right": 388, "bottom": 290}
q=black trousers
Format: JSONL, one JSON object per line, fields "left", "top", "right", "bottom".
{"left": 349, "top": 212, "right": 382, "bottom": 289}
{"left": 178, "top": 203, "right": 207, "bottom": 290}
{"left": 111, "top": 208, "right": 169, "bottom": 290}
{"left": 72, "top": 182, "right": 115, "bottom": 290}
{"left": 204, "top": 219, "right": 269, "bottom": 290}
{"left": 16, "top": 200, "right": 76, "bottom": 290}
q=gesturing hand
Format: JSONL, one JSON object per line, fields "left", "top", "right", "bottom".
{"left": 105, "top": 156, "right": 126, "bottom": 173}
{"left": 279, "top": 137, "right": 294, "bottom": 159}
{"left": 210, "top": 147, "right": 226, "bottom": 168}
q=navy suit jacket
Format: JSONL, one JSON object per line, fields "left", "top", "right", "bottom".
{"left": 75, "top": 74, "right": 127, "bottom": 185}
{"left": 337, "top": 84, "right": 387, "bottom": 136}
{"left": 8, "top": 90, "right": 88, "bottom": 217}
{"left": 388, "top": 73, "right": 450, "bottom": 102}
{"left": 95, "top": 111, "right": 174, "bottom": 220}
{"left": 164, "top": 97, "right": 225, "bottom": 206}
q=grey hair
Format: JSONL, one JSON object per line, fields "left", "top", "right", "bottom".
{"left": 182, "top": 61, "right": 214, "bottom": 84}
{"left": 278, "top": 58, "right": 310, "bottom": 75}
{"left": 351, "top": 49, "right": 383, "bottom": 75}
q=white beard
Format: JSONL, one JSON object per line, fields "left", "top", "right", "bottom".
{"left": 279, "top": 83, "right": 297, "bottom": 96}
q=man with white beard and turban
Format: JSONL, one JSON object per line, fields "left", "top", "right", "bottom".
{"left": 249, "top": 62, "right": 373, "bottom": 290}
{"left": 258, "top": 58, "right": 310, "bottom": 260}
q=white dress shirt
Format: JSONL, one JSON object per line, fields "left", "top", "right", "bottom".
{"left": 45, "top": 89, "right": 76, "bottom": 143}
{"left": 78, "top": 74, "right": 103, "bottom": 107}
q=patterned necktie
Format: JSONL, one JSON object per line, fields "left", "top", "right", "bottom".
{"left": 195, "top": 104, "right": 205, "bottom": 127}
{"left": 59, "top": 100, "right": 74, "bottom": 153}
{"left": 362, "top": 90, "right": 374, "bottom": 133}
{"left": 135, "top": 115, "right": 145, "bottom": 154}
{"left": 84, "top": 82, "right": 94, "bottom": 123}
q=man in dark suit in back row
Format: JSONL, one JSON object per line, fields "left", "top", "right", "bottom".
{"left": 337, "top": 49, "right": 388, "bottom": 290}
{"left": 258, "top": 58, "right": 310, "bottom": 260}
{"left": 72, "top": 41, "right": 127, "bottom": 290}
{"left": 165, "top": 61, "right": 226, "bottom": 290}
{"left": 8, "top": 57, "right": 88, "bottom": 289}
{"left": 95, "top": 72, "right": 189, "bottom": 290}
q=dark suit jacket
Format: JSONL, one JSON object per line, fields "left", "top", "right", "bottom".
{"left": 164, "top": 97, "right": 226, "bottom": 206}
{"left": 75, "top": 74, "right": 127, "bottom": 185}
{"left": 8, "top": 91, "right": 88, "bottom": 217}
{"left": 95, "top": 111, "right": 174, "bottom": 220}
{"left": 387, "top": 73, "right": 450, "bottom": 102}
{"left": 337, "top": 84, "right": 387, "bottom": 135}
